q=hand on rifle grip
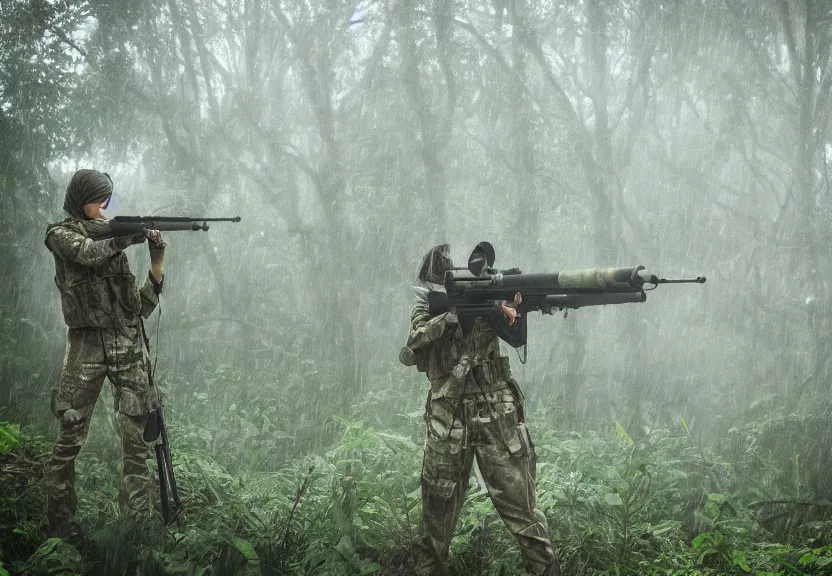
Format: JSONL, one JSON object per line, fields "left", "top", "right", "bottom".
{"left": 145, "top": 229, "right": 166, "bottom": 250}
{"left": 502, "top": 293, "right": 522, "bottom": 325}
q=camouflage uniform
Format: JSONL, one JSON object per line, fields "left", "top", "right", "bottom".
{"left": 404, "top": 245, "right": 560, "bottom": 576}
{"left": 45, "top": 170, "right": 162, "bottom": 537}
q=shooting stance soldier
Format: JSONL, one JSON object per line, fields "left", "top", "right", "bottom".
{"left": 401, "top": 240, "right": 704, "bottom": 574}
{"left": 401, "top": 244, "right": 561, "bottom": 576}
{"left": 45, "top": 169, "right": 166, "bottom": 540}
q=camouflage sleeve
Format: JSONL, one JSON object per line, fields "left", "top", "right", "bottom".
{"left": 46, "top": 226, "right": 120, "bottom": 266}
{"left": 139, "top": 275, "right": 160, "bottom": 318}
{"left": 407, "top": 298, "right": 455, "bottom": 349}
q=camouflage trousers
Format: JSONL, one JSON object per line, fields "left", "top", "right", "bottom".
{"left": 415, "top": 388, "right": 560, "bottom": 575}
{"left": 47, "top": 326, "right": 160, "bottom": 535}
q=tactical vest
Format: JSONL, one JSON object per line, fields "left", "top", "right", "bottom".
{"left": 422, "top": 316, "right": 514, "bottom": 398}
{"left": 46, "top": 219, "right": 143, "bottom": 330}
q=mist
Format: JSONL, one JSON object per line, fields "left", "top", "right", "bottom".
{"left": 1, "top": 0, "right": 831, "bottom": 574}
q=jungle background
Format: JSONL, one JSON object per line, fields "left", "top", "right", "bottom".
{"left": 1, "top": 0, "right": 832, "bottom": 574}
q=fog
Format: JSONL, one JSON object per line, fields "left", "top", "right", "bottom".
{"left": 1, "top": 1, "right": 831, "bottom": 574}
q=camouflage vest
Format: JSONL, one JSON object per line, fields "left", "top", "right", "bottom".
{"left": 46, "top": 219, "right": 142, "bottom": 330}
{"left": 423, "top": 317, "right": 513, "bottom": 398}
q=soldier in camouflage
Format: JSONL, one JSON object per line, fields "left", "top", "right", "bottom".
{"left": 45, "top": 169, "right": 166, "bottom": 541}
{"left": 401, "top": 244, "right": 561, "bottom": 576}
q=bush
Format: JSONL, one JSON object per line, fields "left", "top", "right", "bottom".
{"left": 2, "top": 413, "right": 832, "bottom": 575}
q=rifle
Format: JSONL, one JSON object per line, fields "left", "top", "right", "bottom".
{"left": 109, "top": 216, "right": 241, "bottom": 236}
{"left": 143, "top": 406, "right": 183, "bottom": 528}
{"left": 140, "top": 321, "right": 183, "bottom": 528}
{"left": 445, "top": 242, "right": 706, "bottom": 334}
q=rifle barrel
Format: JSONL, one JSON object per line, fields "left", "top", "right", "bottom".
{"left": 657, "top": 277, "right": 706, "bottom": 284}
{"left": 113, "top": 216, "right": 241, "bottom": 222}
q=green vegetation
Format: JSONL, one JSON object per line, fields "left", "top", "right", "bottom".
{"left": 1, "top": 0, "right": 831, "bottom": 574}
{"left": 2, "top": 406, "right": 831, "bottom": 575}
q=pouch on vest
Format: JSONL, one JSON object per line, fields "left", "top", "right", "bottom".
{"left": 495, "top": 400, "right": 525, "bottom": 456}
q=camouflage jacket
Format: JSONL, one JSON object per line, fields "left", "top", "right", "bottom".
{"left": 45, "top": 218, "right": 159, "bottom": 331}
{"left": 407, "top": 289, "right": 524, "bottom": 399}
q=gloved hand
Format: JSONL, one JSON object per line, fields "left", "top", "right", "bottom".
{"left": 113, "top": 233, "right": 147, "bottom": 251}
{"left": 62, "top": 409, "right": 82, "bottom": 424}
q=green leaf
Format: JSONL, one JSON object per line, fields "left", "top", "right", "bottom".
{"left": 615, "top": 421, "right": 633, "bottom": 445}
{"left": 0, "top": 423, "right": 21, "bottom": 453}
{"left": 732, "top": 550, "right": 750, "bottom": 571}
{"left": 650, "top": 524, "right": 674, "bottom": 537}
{"left": 680, "top": 416, "right": 689, "bottom": 435}
{"left": 691, "top": 532, "right": 710, "bottom": 550}
{"left": 373, "top": 431, "right": 420, "bottom": 451}
{"left": 21, "top": 537, "right": 82, "bottom": 574}
{"left": 224, "top": 534, "right": 259, "bottom": 562}
{"left": 704, "top": 493, "right": 728, "bottom": 519}
{"left": 695, "top": 548, "right": 717, "bottom": 564}
{"left": 38, "top": 537, "right": 63, "bottom": 556}
{"left": 604, "top": 492, "right": 623, "bottom": 506}
{"left": 334, "top": 535, "right": 362, "bottom": 568}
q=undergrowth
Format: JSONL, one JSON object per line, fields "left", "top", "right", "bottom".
{"left": 1, "top": 411, "right": 831, "bottom": 576}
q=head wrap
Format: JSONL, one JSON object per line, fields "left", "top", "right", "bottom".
{"left": 63, "top": 169, "right": 113, "bottom": 219}
{"left": 418, "top": 244, "right": 453, "bottom": 284}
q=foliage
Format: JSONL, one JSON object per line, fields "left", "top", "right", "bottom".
{"left": 2, "top": 413, "right": 832, "bottom": 575}
{"left": 0, "top": 423, "right": 52, "bottom": 570}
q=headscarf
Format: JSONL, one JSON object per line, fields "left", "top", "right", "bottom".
{"left": 418, "top": 243, "right": 453, "bottom": 285}
{"left": 63, "top": 169, "right": 112, "bottom": 219}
